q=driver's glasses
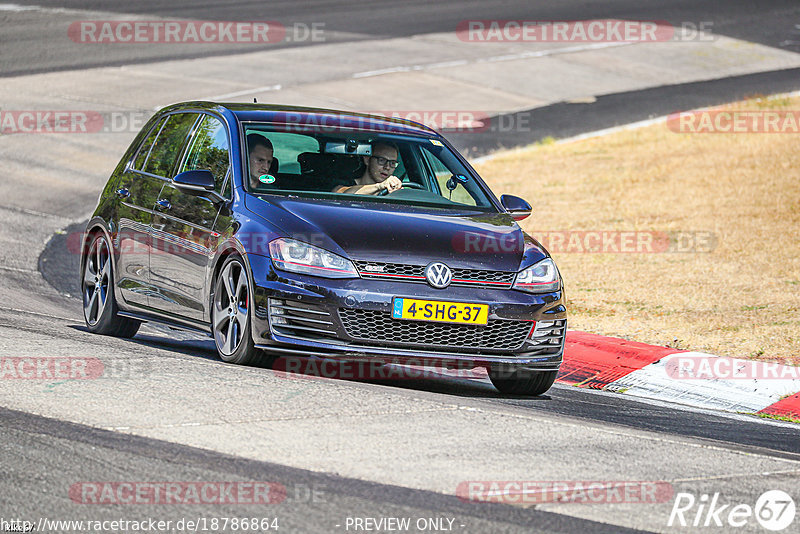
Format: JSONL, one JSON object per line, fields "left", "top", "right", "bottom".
{"left": 372, "top": 156, "right": 400, "bottom": 168}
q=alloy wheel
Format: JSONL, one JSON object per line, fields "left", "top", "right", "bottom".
{"left": 82, "top": 235, "right": 110, "bottom": 326}
{"left": 213, "top": 259, "right": 250, "bottom": 356}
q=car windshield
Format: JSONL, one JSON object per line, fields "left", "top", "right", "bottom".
{"left": 242, "top": 123, "right": 497, "bottom": 211}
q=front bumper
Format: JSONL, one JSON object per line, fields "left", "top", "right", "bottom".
{"left": 248, "top": 254, "right": 566, "bottom": 370}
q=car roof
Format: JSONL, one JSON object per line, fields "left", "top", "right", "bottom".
{"left": 159, "top": 101, "right": 439, "bottom": 137}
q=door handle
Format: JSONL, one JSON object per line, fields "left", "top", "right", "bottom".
{"left": 115, "top": 188, "right": 130, "bottom": 199}
{"left": 155, "top": 198, "right": 171, "bottom": 211}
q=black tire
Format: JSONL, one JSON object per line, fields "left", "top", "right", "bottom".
{"left": 211, "top": 255, "right": 274, "bottom": 367}
{"left": 488, "top": 367, "right": 558, "bottom": 396}
{"left": 81, "top": 232, "right": 140, "bottom": 338}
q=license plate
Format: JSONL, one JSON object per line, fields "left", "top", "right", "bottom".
{"left": 391, "top": 298, "right": 488, "bottom": 325}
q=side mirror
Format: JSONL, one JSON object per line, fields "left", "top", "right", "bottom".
{"left": 173, "top": 169, "right": 215, "bottom": 192}
{"left": 500, "top": 194, "right": 532, "bottom": 221}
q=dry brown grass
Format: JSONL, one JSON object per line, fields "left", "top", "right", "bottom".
{"left": 474, "top": 95, "right": 800, "bottom": 364}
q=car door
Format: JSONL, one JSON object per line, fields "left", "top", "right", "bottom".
{"left": 121, "top": 111, "right": 199, "bottom": 312}
{"left": 115, "top": 116, "right": 167, "bottom": 309}
{"left": 149, "top": 113, "right": 230, "bottom": 323}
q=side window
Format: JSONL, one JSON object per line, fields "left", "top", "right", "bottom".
{"left": 420, "top": 146, "right": 479, "bottom": 207}
{"left": 181, "top": 115, "right": 230, "bottom": 193}
{"left": 420, "top": 147, "right": 451, "bottom": 182}
{"left": 143, "top": 113, "right": 198, "bottom": 178}
{"left": 132, "top": 117, "right": 166, "bottom": 171}
{"left": 246, "top": 131, "right": 318, "bottom": 175}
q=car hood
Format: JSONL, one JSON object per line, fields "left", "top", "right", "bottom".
{"left": 247, "top": 195, "right": 546, "bottom": 272}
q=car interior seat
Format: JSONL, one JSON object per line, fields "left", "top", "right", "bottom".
{"left": 297, "top": 152, "right": 364, "bottom": 191}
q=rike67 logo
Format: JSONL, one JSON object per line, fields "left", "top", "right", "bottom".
{"left": 668, "top": 490, "right": 795, "bottom": 531}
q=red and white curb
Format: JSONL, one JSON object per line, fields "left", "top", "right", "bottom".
{"left": 559, "top": 331, "right": 800, "bottom": 420}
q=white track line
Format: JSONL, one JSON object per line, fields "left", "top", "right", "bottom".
{"left": 0, "top": 3, "right": 41, "bottom": 11}
{"left": 202, "top": 84, "right": 282, "bottom": 101}
{"left": 470, "top": 89, "right": 800, "bottom": 165}
{"left": 353, "top": 41, "right": 632, "bottom": 79}
{"left": 0, "top": 2, "right": 105, "bottom": 15}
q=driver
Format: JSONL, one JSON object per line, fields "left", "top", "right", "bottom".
{"left": 247, "top": 134, "right": 275, "bottom": 190}
{"left": 332, "top": 141, "right": 403, "bottom": 195}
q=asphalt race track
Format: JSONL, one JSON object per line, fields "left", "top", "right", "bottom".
{"left": 3, "top": 0, "right": 799, "bottom": 77}
{"left": 2, "top": 2, "right": 800, "bottom": 533}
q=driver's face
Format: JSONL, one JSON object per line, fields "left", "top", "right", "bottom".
{"left": 249, "top": 145, "right": 273, "bottom": 183}
{"left": 365, "top": 146, "right": 398, "bottom": 183}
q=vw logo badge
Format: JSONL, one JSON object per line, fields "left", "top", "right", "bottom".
{"left": 424, "top": 262, "right": 452, "bottom": 289}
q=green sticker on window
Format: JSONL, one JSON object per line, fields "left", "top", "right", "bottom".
{"left": 259, "top": 174, "right": 276, "bottom": 184}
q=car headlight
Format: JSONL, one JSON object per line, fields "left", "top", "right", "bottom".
{"left": 513, "top": 258, "right": 560, "bottom": 293}
{"left": 268, "top": 238, "right": 358, "bottom": 279}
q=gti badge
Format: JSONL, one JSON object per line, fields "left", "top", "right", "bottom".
{"left": 424, "top": 262, "right": 452, "bottom": 289}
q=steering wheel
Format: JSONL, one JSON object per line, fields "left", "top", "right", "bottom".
{"left": 378, "top": 182, "right": 425, "bottom": 196}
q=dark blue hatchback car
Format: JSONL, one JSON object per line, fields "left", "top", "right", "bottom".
{"left": 81, "top": 101, "right": 566, "bottom": 395}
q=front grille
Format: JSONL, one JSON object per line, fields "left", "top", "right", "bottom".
{"left": 354, "top": 261, "right": 515, "bottom": 289}
{"left": 268, "top": 299, "right": 340, "bottom": 342}
{"left": 338, "top": 308, "right": 532, "bottom": 352}
{"left": 527, "top": 319, "right": 566, "bottom": 355}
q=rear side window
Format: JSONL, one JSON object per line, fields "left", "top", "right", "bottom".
{"left": 132, "top": 117, "right": 166, "bottom": 171}
{"left": 181, "top": 115, "right": 230, "bottom": 193}
{"left": 143, "top": 113, "right": 198, "bottom": 178}
{"left": 245, "top": 131, "right": 319, "bottom": 175}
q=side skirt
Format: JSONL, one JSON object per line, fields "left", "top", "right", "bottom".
{"left": 118, "top": 310, "right": 212, "bottom": 337}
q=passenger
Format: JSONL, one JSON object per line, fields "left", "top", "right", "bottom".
{"left": 332, "top": 141, "right": 402, "bottom": 195}
{"left": 247, "top": 134, "right": 274, "bottom": 190}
